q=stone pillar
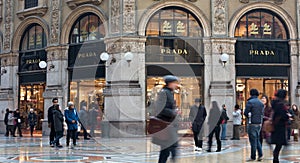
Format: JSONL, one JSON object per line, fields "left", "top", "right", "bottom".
{"left": 43, "top": 46, "right": 69, "bottom": 136}
{"left": 296, "top": 0, "right": 300, "bottom": 103}
{"left": 0, "top": 53, "right": 19, "bottom": 133}
{"left": 289, "top": 40, "right": 299, "bottom": 105}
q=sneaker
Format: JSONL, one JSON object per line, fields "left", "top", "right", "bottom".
{"left": 50, "top": 144, "right": 55, "bottom": 148}
{"left": 195, "top": 147, "right": 202, "bottom": 151}
{"left": 246, "top": 158, "right": 255, "bottom": 162}
{"left": 257, "top": 156, "right": 263, "bottom": 161}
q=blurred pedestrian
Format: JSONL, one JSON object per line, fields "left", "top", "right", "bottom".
{"left": 48, "top": 98, "right": 60, "bottom": 147}
{"left": 291, "top": 104, "right": 299, "bottom": 142}
{"left": 4, "top": 108, "right": 9, "bottom": 137}
{"left": 14, "top": 109, "right": 23, "bottom": 137}
{"left": 244, "top": 89, "right": 264, "bottom": 162}
{"left": 155, "top": 75, "right": 179, "bottom": 163}
{"left": 51, "top": 104, "right": 64, "bottom": 148}
{"left": 231, "top": 104, "right": 242, "bottom": 140}
{"left": 89, "top": 106, "right": 98, "bottom": 137}
{"left": 287, "top": 104, "right": 293, "bottom": 141}
{"left": 207, "top": 101, "right": 225, "bottom": 152}
{"left": 189, "top": 98, "right": 207, "bottom": 151}
{"left": 65, "top": 102, "right": 79, "bottom": 147}
{"left": 271, "top": 89, "right": 291, "bottom": 163}
{"left": 261, "top": 95, "right": 272, "bottom": 145}
{"left": 7, "top": 111, "right": 16, "bottom": 137}
{"left": 79, "top": 105, "right": 90, "bottom": 140}
{"left": 27, "top": 108, "right": 37, "bottom": 137}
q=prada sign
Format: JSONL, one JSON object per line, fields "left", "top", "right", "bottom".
{"left": 235, "top": 41, "right": 289, "bottom": 64}
{"left": 19, "top": 50, "right": 47, "bottom": 72}
{"left": 160, "top": 48, "right": 188, "bottom": 55}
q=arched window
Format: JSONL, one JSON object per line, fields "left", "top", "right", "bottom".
{"left": 145, "top": 7, "right": 203, "bottom": 63}
{"left": 234, "top": 9, "right": 289, "bottom": 39}
{"left": 69, "top": 13, "right": 105, "bottom": 44}
{"left": 19, "top": 24, "right": 47, "bottom": 72}
{"left": 20, "top": 24, "right": 46, "bottom": 51}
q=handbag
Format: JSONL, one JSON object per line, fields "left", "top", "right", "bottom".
{"left": 263, "top": 119, "right": 274, "bottom": 133}
{"left": 77, "top": 123, "right": 81, "bottom": 132}
{"left": 148, "top": 116, "right": 170, "bottom": 134}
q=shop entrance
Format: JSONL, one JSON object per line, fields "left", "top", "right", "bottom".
{"left": 19, "top": 83, "right": 45, "bottom": 135}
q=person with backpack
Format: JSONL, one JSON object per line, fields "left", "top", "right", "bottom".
{"left": 27, "top": 108, "right": 37, "bottom": 137}
{"left": 189, "top": 98, "right": 207, "bottom": 151}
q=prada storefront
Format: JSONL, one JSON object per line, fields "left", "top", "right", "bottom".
{"left": 234, "top": 9, "right": 290, "bottom": 111}
{"left": 145, "top": 7, "right": 204, "bottom": 127}
{"left": 19, "top": 23, "right": 47, "bottom": 130}
{"left": 68, "top": 13, "right": 106, "bottom": 135}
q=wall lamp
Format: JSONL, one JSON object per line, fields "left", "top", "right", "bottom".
{"left": 100, "top": 45, "right": 134, "bottom": 67}
{"left": 38, "top": 53, "right": 55, "bottom": 71}
{"left": 218, "top": 45, "right": 229, "bottom": 67}
{"left": 1, "top": 59, "right": 7, "bottom": 76}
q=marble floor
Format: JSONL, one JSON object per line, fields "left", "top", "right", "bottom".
{"left": 0, "top": 135, "right": 299, "bottom": 163}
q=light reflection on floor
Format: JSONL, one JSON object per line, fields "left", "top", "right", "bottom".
{"left": 0, "top": 136, "right": 299, "bottom": 163}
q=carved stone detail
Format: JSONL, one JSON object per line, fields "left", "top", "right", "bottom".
{"left": 50, "top": 0, "right": 60, "bottom": 44}
{"left": 66, "top": 0, "right": 103, "bottom": 9}
{"left": 0, "top": 0, "right": 3, "bottom": 22}
{"left": 239, "top": 0, "right": 286, "bottom": 4}
{"left": 105, "top": 37, "right": 146, "bottom": 53}
{"left": 3, "top": 0, "right": 13, "bottom": 51}
{"left": 123, "top": 0, "right": 135, "bottom": 33}
{"left": 110, "top": 0, "right": 121, "bottom": 34}
{"left": 213, "top": 0, "right": 226, "bottom": 35}
{"left": 16, "top": 6, "right": 48, "bottom": 20}
{"left": 289, "top": 41, "right": 298, "bottom": 56}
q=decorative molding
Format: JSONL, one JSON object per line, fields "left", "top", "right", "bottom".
{"left": 66, "top": 0, "right": 103, "bottom": 9}
{"left": 122, "top": 0, "right": 136, "bottom": 33}
{"left": 0, "top": 0, "right": 3, "bottom": 22}
{"left": 3, "top": 0, "right": 13, "bottom": 51}
{"left": 212, "top": 0, "right": 226, "bottom": 36}
{"left": 239, "top": 0, "right": 286, "bottom": 4}
{"left": 289, "top": 40, "right": 298, "bottom": 56}
{"left": 104, "top": 36, "right": 147, "bottom": 53}
{"left": 110, "top": 0, "right": 121, "bottom": 34}
{"left": 16, "top": 6, "right": 48, "bottom": 20}
{"left": 0, "top": 88, "right": 14, "bottom": 100}
{"left": 50, "top": 0, "right": 60, "bottom": 44}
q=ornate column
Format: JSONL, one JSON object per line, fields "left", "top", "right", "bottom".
{"left": 42, "top": 0, "right": 67, "bottom": 136}
{"left": 209, "top": 0, "right": 235, "bottom": 137}
{"left": 104, "top": 0, "right": 146, "bottom": 137}
{"left": 296, "top": 0, "right": 300, "bottom": 103}
{"left": 290, "top": 40, "right": 299, "bottom": 104}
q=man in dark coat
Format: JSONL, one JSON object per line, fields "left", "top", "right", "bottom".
{"left": 4, "top": 108, "right": 9, "bottom": 137}
{"left": 51, "top": 104, "right": 64, "bottom": 148}
{"left": 14, "top": 109, "right": 23, "bottom": 137}
{"left": 27, "top": 108, "right": 37, "bottom": 137}
{"left": 207, "top": 101, "right": 224, "bottom": 152}
{"left": 189, "top": 98, "right": 207, "bottom": 151}
{"left": 155, "top": 75, "right": 179, "bottom": 163}
{"left": 244, "top": 89, "right": 264, "bottom": 161}
{"left": 48, "top": 98, "right": 60, "bottom": 147}
{"left": 271, "top": 89, "right": 290, "bottom": 163}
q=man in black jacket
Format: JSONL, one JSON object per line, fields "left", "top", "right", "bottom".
{"left": 244, "top": 89, "right": 264, "bottom": 162}
{"left": 189, "top": 98, "right": 207, "bottom": 151}
{"left": 48, "top": 98, "right": 61, "bottom": 147}
{"left": 4, "top": 108, "right": 9, "bottom": 137}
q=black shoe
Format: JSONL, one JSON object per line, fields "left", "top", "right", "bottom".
{"left": 216, "top": 149, "right": 221, "bottom": 152}
{"left": 56, "top": 145, "right": 63, "bottom": 148}
{"left": 84, "top": 138, "right": 90, "bottom": 140}
{"left": 206, "top": 149, "right": 211, "bottom": 152}
{"left": 66, "top": 144, "right": 69, "bottom": 147}
{"left": 19, "top": 135, "right": 23, "bottom": 137}
{"left": 13, "top": 135, "right": 17, "bottom": 137}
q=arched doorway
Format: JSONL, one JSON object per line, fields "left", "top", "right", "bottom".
{"left": 19, "top": 23, "right": 47, "bottom": 134}
{"left": 68, "top": 12, "right": 106, "bottom": 137}
{"left": 145, "top": 7, "right": 204, "bottom": 133}
{"left": 234, "top": 9, "right": 290, "bottom": 120}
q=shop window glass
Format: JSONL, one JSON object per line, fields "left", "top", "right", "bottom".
{"left": 70, "top": 13, "right": 104, "bottom": 44}
{"left": 145, "top": 8, "right": 203, "bottom": 63}
{"left": 234, "top": 10, "right": 288, "bottom": 39}
{"left": 25, "top": 0, "right": 38, "bottom": 9}
{"left": 20, "top": 24, "right": 46, "bottom": 51}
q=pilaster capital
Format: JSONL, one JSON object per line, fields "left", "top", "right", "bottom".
{"left": 104, "top": 36, "right": 147, "bottom": 53}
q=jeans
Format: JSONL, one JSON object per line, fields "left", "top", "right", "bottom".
{"left": 50, "top": 124, "right": 59, "bottom": 145}
{"left": 248, "top": 125, "right": 263, "bottom": 159}
{"left": 208, "top": 126, "right": 221, "bottom": 151}
{"left": 158, "top": 144, "right": 177, "bottom": 163}
{"left": 221, "top": 123, "right": 227, "bottom": 139}
{"left": 52, "top": 131, "right": 63, "bottom": 146}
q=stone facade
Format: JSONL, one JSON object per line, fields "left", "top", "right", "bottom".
{"left": 0, "top": 0, "right": 299, "bottom": 138}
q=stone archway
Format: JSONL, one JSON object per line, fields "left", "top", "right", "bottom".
{"left": 60, "top": 4, "right": 108, "bottom": 45}
{"left": 12, "top": 16, "right": 50, "bottom": 52}
{"left": 137, "top": 0, "right": 211, "bottom": 37}
{"left": 229, "top": 2, "right": 297, "bottom": 39}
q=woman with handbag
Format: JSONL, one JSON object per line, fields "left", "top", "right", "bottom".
{"left": 291, "top": 104, "right": 300, "bottom": 142}
{"left": 154, "top": 75, "right": 179, "bottom": 163}
{"left": 261, "top": 95, "right": 272, "bottom": 145}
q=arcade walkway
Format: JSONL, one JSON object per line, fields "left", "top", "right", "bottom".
{"left": 0, "top": 136, "right": 299, "bottom": 162}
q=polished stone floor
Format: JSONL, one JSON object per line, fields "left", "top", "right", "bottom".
{"left": 0, "top": 135, "right": 299, "bottom": 163}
